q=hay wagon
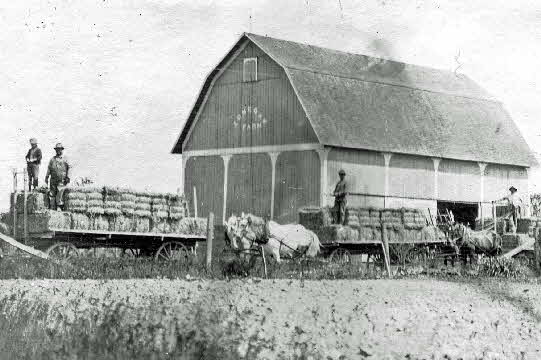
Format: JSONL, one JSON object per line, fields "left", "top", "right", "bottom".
{"left": 5, "top": 179, "right": 211, "bottom": 262}
{"left": 299, "top": 206, "right": 453, "bottom": 270}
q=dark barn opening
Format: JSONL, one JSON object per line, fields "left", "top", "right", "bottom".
{"left": 437, "top": 201, "right": 479, "bottom": 229}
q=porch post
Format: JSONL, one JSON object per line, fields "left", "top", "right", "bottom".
{"left": 525, "top": 167, "right": 531, "bottom": 217}
{"left": 268, "top": 152, "right": 280, "bottom": 220}
{"left": 221, "top": 155, "right": 231, "bottom": 223}
{"left": 478, "top": 162, "right": 487, "bottom": 228}
{"left": 181, "top": 154, "right": 190, "bottom": 196}
{"left": 432, "top": 157, "right": 441, "bottom": 199}
{"left": 383, "top": 153, "right": 393, "bottom": 208}
{"left": 316, "top": 148, "right": 330, "bottom": 207}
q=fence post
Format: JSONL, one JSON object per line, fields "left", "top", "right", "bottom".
{"left": 381, "top": 225, "right": 392, "bottom": 278}
{"left": 193, "top": 186, "right": 198, "bottom": 218}
{"left": 206, "top": 212, "right": 214, "bottom": 271}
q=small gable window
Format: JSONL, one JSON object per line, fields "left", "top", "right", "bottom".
{"left": 243, "top": 57, "right": 258, "bottom": 82}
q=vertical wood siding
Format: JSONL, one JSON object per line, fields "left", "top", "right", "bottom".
{"left": 227, "top": 153, "right": 272, "bottom": 219}
{"left": 388, "top": 154, "right": 434, "bottom": 199}
{"left": 438, "top": 159, "right": 480, "bottom": 202}
{"left": 327, "top": 148, "right": 385, "bottom": 196}
{"left": 274, "top": 151, "right": 320, "bottom": 224}
{"left": 483, "top": 164, "right": 528, "bottom": 201}
{"left": 184, "top": 156, "right": 224, "bottom": 222}
{"left": 184, "top": 42, "right": 318, "bottom": 151}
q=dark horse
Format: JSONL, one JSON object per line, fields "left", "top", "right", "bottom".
{"left": 451, "top": 224, "right": 502, "bottom": 265}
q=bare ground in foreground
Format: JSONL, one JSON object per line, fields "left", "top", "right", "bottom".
{"left": 1, "top": 278, "right": 540, "bottom": 359}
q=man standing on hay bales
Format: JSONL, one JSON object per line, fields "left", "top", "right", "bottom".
{"left": 333, "top": 169, "right": 348, "bottom": 225}
{"left": 500, "top": 186, "right": 522, "bottom": 234}
{"left": 45, "top": 143, "right": 71, "bottom": 211}
{"left": 25, "top": 138, "right": 42, "bottom": 191}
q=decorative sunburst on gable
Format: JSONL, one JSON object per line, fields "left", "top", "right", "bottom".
{"left": 232, "top": 105, "right": 268, "bottom": 131}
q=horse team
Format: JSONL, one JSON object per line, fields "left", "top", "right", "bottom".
{"left": 224, "top": 212, "right": 502, "bottom": 267}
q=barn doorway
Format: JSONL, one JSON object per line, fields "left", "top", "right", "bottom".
{"left": 437, "top": 201, "right": 479, "bottom": 229}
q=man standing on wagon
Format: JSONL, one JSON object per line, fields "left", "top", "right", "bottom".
{"left": 333, "top": 169, "right": 348, "bottom": 225}
{"left": 25, "top": 138, "right": 42, "bottom": 191}
{"left": 45, "top": 143, "right": 71, "bottom": 210}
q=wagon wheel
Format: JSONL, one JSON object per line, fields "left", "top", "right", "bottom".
{"left": 46, "top": 242, "right": 79, "bottom": 259}
{"left": 329, "top": 248, "right": 352, "bottom": 264}
{"left": 154, "top": 241, "right": 191, "bottom": 262}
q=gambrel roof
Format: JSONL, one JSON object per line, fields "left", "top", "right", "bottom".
{"left": 173, "top": 33, "right": 536, "bottom": 167}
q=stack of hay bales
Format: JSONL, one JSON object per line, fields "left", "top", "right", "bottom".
{"left": 65, "top": 187, "right": 90, "bottom": 230}
{"left": 168, "top": 194, "right": 188, "bottom": 233}
{"left": 381, "top": 209, "right": 404, "bottom": 243}
{"left": 168, "top": 194, "right": 188, "bottom": 220}
{"left": 104, "top": 187, "right": 132, "bottom": 232}
{"left": 150, "top": 194, "right": 170, "bottom": 233}
{"left": 357, "top": 208, "right": 376, "bottom": 242}
{"left": 84, "top": 188, "right": 108, "bottom": 231}
{"left": 369, "top": 208, "right": 382, "bottom": 241}
{"left": 109, "top": 191, "right": 136, "bottom": 232}
{"left": 346, "top": 208, "right": 360, "bottom": 228}
{"left": 134, "top": 193, "right": 152, "bottom": 232}
{"left": 402, "top": 209, "right": 425, "bottom": 242}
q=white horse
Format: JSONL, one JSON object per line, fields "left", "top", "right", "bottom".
{"left": 224, "top": 213, "right": 320, "bottom": 263}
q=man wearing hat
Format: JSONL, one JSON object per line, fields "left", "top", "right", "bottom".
{"left": 45, "top": 143, "right": 71, "bottom": 210}
{"left": 333, "top": 169, "right": 348, "bottom": 225}
{"left": 501, "top": 186, "right": 522, "bottom": 234}
{"left": 25, "top": 138, "right": 42, "bottom": 191}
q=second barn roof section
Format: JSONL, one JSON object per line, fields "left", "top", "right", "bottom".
{"left": 173, "top": 32, "right": 536, "bottom": 167}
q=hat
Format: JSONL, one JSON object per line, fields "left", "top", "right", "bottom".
{"left": 54, "top": 143, "right": 64, "bottom": 150}
{"left": 509, "top": 186, "right": 517, "bottom": 193}
{"left": 339, "top": 169, "right": 346, "bottom": 175}
{"left": 29, "top": 138, "right": 37, "bottom": 144}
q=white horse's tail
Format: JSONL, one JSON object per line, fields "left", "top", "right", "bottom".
{"left": 306, "top": 230, "right": 321, "bottom": 257}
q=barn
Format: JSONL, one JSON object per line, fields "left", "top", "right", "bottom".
{"left": 172, "top": 33, "right": 537, "bottom": 227}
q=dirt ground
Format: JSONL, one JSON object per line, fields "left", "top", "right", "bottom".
{"left": 1, "top": 278, "right": 540, "bottom": 359}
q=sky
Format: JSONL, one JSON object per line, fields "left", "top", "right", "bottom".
{"left": 1, "top": 0, "right": 540, "bottom": 212}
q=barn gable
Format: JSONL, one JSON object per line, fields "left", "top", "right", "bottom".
{"left": 173, "top": 33, "right": 536, "bottom": 168}
{"left": 178, "top": 39, "right": 318, "bottom": 153}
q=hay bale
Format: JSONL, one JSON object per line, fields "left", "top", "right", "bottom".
{"left": 316, "top": 225, "right": 358, "bottom": 243}
{"left": 21, "top": 210, "right": 71, "bottom": 233}
{"left": 71, "top": 213, "right": 90, "bottom": 230}
{"left": 151, "top": 202, "right": 169, "bottom": 219}
{"left": 16, "top": 192, "right": 48, "bottom": 214}
{"left": 346, "top": 208, "right": 360, "bottom": 229}
{"left": 103, "top": 190, "right": 123, "bottom": 217}
{"left": 89, "top": 215, "right": 109, "bottom": 231}
{"left": 369, "top": 209, "right": 382, "bottom": 228}
{"left": 517, "top": 218, "right": 533, "bottom": 234}
{"left": 299, "top": 206, "right": 332, "bottom": 230}
{"left": 168, "top": 194, "right": 188, "bottom": 220}
{"left": 151, "top": 217, "right": 168, "bottom": 233}
{"left": 358, "top": 226, "right": 374, "bottom": 241}
{"left": 109, "top": 215, "right": 134, "bottom": 232}
{"left": 171, "top": 217, "right": 207, "bottom": 236}
{"left": 421, "top": 226, "right": 437, "bottom": 242}
{"left": 134, "top": 217, "right": 151, "bottom": 233}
